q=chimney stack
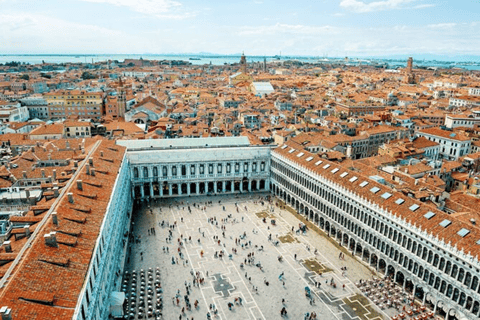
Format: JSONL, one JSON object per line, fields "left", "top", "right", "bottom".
{"left": 3, "top": 241, "right": 12, "bottom": 253}
{"left": 74, "top": 160, "right": 78, "bottom": 168}
{"left": 25, "top": 188, "right": 30, "bottom": 200}
{"left": 86, "top": 164, "right": 90, "bottom": 175}
{"left": 53, "top": 169, "right": 57, "bottom": 181}
{"left": 77, "top": 180, "right": 83, "bottom": 191}
{"left": 22, "top": 171, "right": 27, "bottom": 179}
{"left": 89, "top": 157, "right": 93, "bottom": 166}
{"left": 41, "top": 169, "right": 45, "bottom": 178}
{"left": 53, "top": 183, "right": 59, "bottom": 198}
{"left": 91, "top": 168, "right": 95, "bottom": 176}
{"left": 100, "top": 151, "right": 104, "bottom": 157}
{"left": 52, "top": 212, "right": 58, "bottom": 225}
{"left": 0, "top": 306, "right": 12, "bottom": 320}
{"left": 67, "top": 192, "right": 74, "bottom": 203}
{"left": 24, "top": 225, "right": 30, "bottom": 237}
{"left": 66, "top": 141, "right": 70, "bottom": 149}
{"left": 44, "top": 232, "right": 58, "bottom": 247}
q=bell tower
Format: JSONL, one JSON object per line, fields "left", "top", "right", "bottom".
{"left": 240, "top": 52, "right": 247, "bottom": 74}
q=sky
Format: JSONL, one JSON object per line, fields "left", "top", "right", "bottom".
{"left": 0, "top": 0, "right": 479, "bottom": 58}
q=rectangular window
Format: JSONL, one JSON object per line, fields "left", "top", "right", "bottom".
{"left": 260, "top": 162, "right": 265, "bottom": 171}
{"left": 200, "top": 164, "right": 204, "bottom": 174}
{"left": 226, "top": 163, "right": 231, "bottom": 173}
{"left": 217, "top": 164, "right": 222, "bottom": 173}
{"left": 190, "top": 165, "right": 195, "bottom": 175}
{"left": 235, "top": 163, "right": 240, "bottom": 173}
{"left": 252, "top": 163, "right": 257, "bottom": 171}
{"left": 209, "top": 164, "right": 213, "bottom": 174}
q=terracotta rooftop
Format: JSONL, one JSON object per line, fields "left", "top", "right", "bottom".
{"left": 0, "top": 139, "right": 126, "bottom": 319}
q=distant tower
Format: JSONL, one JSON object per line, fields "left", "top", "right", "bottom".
{"left": 240, "top": 52, "right": 247, "bottom": 74}
{"left": 263, "top": 57, "right": 267, "bottom": 73}
{"left": 405, "top": 57, "right": 415, "bottom": 84}
{"left": 118, "top": 90, "right": 127, "bottom": 118}
{"left": 407, "top": 57, "right": 413, "bottom": 73}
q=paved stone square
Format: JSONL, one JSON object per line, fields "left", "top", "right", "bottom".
{"left": 123, "top": 193, "right": 388, "bottom": 320}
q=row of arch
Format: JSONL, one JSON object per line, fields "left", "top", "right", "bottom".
{"left": 133, "top": 179, "right": 267, "bottom": 199}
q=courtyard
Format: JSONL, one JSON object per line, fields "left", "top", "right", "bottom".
{"left": 122, "top": 193, "right": 389, "bottom": 320}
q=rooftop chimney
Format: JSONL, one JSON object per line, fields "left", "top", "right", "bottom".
{"left": 53, "top": 183, "right": 59, "bottom": 198}
{"left": 52, "top": 212, "right": 58, "bottom": 225}
{"left": 24, "top": 225, "right": 30, "bottom": 237}
{"left": 86, "top": 164, "right": 90, "bottom": 175}
{"left": 91, "top": 168, "right": 96, "bottom": 176}
{"left": 0, "top": 306, "right": 12, "bottom": 320}
{"left": 44, "top": 232, "right": 58, "bottom": 247}
{"left": 3, "top": 241, "right": 12, "bottom": 253}
{"left": 66, "top": 141, "right": 70, "bottom": 149}
{"left": 74, "top": 160, "right": 78, "bottom": 168}
{"left": 22, "top": 171, "right": 27, "bottom": 179}
{"left": 52, "top": 169, "right": 57, "bottom": 181}
{"left": 41, "top": 169, "right": 45, "bottom": 178}
{"left": 100, "top": 151, "right": 104, "bottom": 157}
{"left": 89, "top": 157, "right": 93, "bottom": 166}
{"left": 77, "top": 180, "right": 83, "bottom": 191}
{"left": 25, "top": 188, "right": 30, "bottom": 200}
{"left": 67, "top": 192, "right": 74, "bottom": 203}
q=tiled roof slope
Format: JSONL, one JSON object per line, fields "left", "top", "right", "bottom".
{"left": 273, "top": 142, "right": 480, "bottom": 260}
{"left": 0, "top": 139, "right": 126, "bottom": 319}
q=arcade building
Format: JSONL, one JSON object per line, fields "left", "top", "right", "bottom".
{"left": 1, "top": 137, "right": 479, "bottom": 320}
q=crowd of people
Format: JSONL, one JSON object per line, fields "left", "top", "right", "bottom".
{"left": 124, "top": 196, "right": 362, "bottom": 319}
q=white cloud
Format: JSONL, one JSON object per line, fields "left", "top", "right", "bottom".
{"left": 339, "top": 0, "right": 416, "bottom": 13}
{"left": 78, "top": 0, "right": 193, "bottom": 19}
{"left": 0, "top": 13, "right": 132, "bottom": 53}
{"left": 427, "top": 23, "right": 456, "bottom": 29}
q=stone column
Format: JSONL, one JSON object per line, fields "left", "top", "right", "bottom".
{"left": 150, "top": 182, "right": 154, "bottom": 198}
{"left": 231, "top": 181, "right": 235, "bottom": 193}
{"left": 240, "top": 181, "right": 243, "bottom": 192}
{"left": 178, "top": 184, "right": 182, "bottom": 195}
{"left": 187, "top": 183, "right": 191, "bottom": 196}
{"left": 160, "top": 185, "right": 163, "bottom": 197}
{"left": 132, "top": 187, "right": 135, "bottom": 199}
{"left": 168, "top": 184, "right": 173, "bottom": 196}
{"left": 196, "top": 182, "right": 200, "bottom": 195}
{"left": 214, "top": 182, "right": 217, "bottom": 193}
{"left": 248, "top": 180, "right": 252, "bottom": 192}
{"left": 140, "top": 185, "right": 145, "bottom": 198}
{"left": 222, "top": 181, "right": 226, "bottom": 193}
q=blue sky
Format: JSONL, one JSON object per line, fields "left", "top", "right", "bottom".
{"left": 0, "top": 0, "right": 479, "bottom": 57}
